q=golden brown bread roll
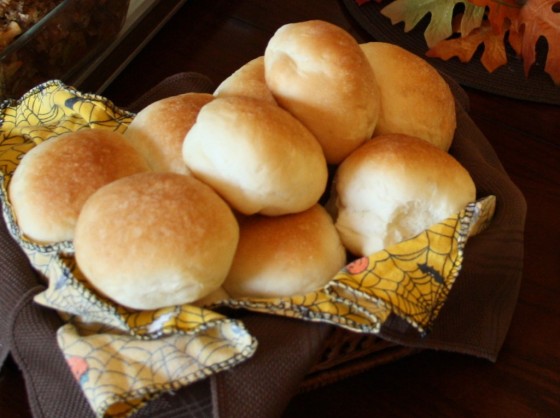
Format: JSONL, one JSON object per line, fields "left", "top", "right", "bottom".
{"left": 8, "top": 129, "right": 151, "bottom": 243}
{"left": 360, "top": 42, "right": 456, "bottom": 151}
{"left": 183, "top": 96, "right": 328, "bottom": 216}
{"left": 333, "top": 134, "right": 476, "bottom": 256}
{"left": 214, "top": 56, "right": 277, "bottom": 104}
{"left": 191, "top": 287, "right": 231, "bottom": 308}
{"left": 223, "top": 204, "right": 347, "bottom": 298}
{"left": 124, "top": 92, "right": 214, "bottom": 174}
{"left": 74, "top": 172, "right": 240, "bottom": 311}
{"left": 264, "top": 20, "right": 381, "bottom": 164}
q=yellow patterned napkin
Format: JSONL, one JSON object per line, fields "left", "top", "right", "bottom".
{"left": 217, "top": 196, "right": 495, "bottom": 334}
{"left": 0, "top": 81, "right": 257, "bottom": 418}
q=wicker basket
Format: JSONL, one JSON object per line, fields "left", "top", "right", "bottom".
{"left": 301, "top": 328, "right": 418, "bottom": 392}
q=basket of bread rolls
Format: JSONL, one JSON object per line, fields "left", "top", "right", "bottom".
{"left": 0, "top": 19, "right": 495, "bottom": 418}
{"left": 206, "top": 20, "right": 493, "bottom": 331}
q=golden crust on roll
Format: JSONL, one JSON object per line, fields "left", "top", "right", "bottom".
{"left": 223, "top": 204, "right": 347, "bottom": 298}
{"left": 214, "top": 56, "right": 277, "bottom": 104}
{"left": 183, "top": 96, "right": 328, "bottom": 216}
{"left": 264, "top": 20, "right": 381, "bottom": 164}
{"left": 333, "top": 134, "right": 476, "bottom": 256}
{"left": 74, "top": 172, "right": 240, "bottom": 311}
{"left": 8, "top": 129, "right": 151, "bottom": 243}
{"left": 360, "top": 42, "right": 456, "bottom": 152}
{"left": 124, "top": 92, "right": 214, "bottom": 174}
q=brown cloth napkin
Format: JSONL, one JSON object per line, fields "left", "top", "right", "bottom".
{"left": 0, "top": 72, "right": 526, "bottom": 418}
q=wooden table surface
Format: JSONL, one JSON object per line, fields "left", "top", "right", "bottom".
{"left": 1, "top": 0, "right": 559, "bottom": 417}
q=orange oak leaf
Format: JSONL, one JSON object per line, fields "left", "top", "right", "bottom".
{"left": 426, "top": 19, "right": 508, "bottom": 72}
{"left": 509, "top": 0, "right": 560, "bottom": 84}
{"left": 468, "top": 0, "right": 522, "bottom": 34}
{"left": 507, "top": 22, "right": 523, "bottom": 55}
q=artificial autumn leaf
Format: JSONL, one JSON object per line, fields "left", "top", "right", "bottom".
{"left": 458, "top": 2, "right": 490, "bottom": 35}
{"left": 507, "top": 23, "right": 523, "bottom": 55}
{"left": 510, "top": 0, "right": 560, "bottom": 84}
{"left": 469, "top": 0, "right": 522, "bottom": 34}
{"left": 427, "top": 19, "right": 508, "bottom": 72}
{"left": 381, "top": 0, "right": 486, "bottom": 47}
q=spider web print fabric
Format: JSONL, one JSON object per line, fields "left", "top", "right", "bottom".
{"left": 0, "top": 80, "right": 495, "bottom": 418}
{"left": 217, "top": 196, "right": 495, "bottom": 335}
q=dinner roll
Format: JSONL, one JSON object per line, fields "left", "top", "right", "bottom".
{"left": 192, "top": 287, "right": 231, "bottom": 308}
{"left": 264, "top": 20, "right": 380, "bottom": 164}
{"left": 124, "top": 92, "right": 213, "bottom": 174}
{"left": 214, "top": 56, "right": 277, "bottom": 104}
{"left": 333, "top": 134, "right": 476, "bottom": 256}
{"left": 360, "top": 42, "right": 456, "bottom": 151}
{"left": 74, "top": 172, "right": 239, "bottom": 311}
{"left": 223, "top": 204, "right": 347, "bottom": 298}
{"left": 8, "top": 129, "right": 151, "bottom": 243}
{"left": 183, "top": 96, "right": 328, "bottom": 216}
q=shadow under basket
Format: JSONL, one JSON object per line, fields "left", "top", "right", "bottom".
{"left": 300, "top": 328, "right": 418, "bottom": 392}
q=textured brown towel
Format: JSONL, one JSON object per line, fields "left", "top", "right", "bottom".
{"left": 377, "top": 94, "right": 526, "bottom": 359}
{"left": 0, "top": 72, "right": 526, "bottom": 418}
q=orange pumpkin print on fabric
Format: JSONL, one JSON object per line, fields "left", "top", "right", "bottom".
{"left": 67, "top": 356, "right": 89, "bottom": 384}
{"left": 346, "top": 257, "right": 369, "bottom": 274}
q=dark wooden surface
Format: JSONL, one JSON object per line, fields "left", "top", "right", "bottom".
{"left": 2, "top": 0, "right": 559, "bottom": 417}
